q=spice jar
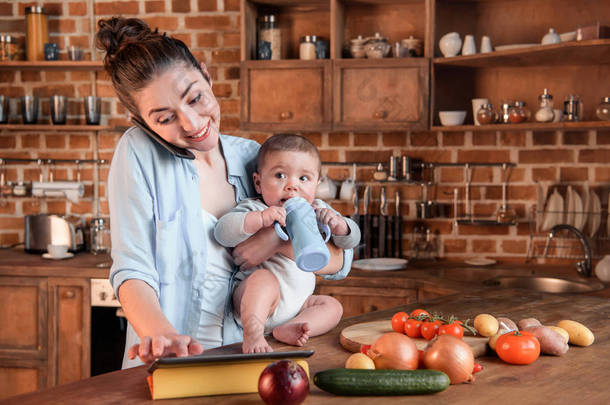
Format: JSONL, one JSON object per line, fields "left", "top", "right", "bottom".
{"left": 258, "top": 14, "right": 281, "bottom": 60}
{"left": 564, "top": 95, "right": 583, "bottom": 122}
{"left": 25, "top": 6, "right": 49, "bottom": 61}
{"left": 535, "top": 88, "right": 555, "bottom": 123}
{"left": 299, "top": 35, "right": 317, "bottom": 60}
{"left": 596, "top": 96, "right": 610, "bottom": 121}
{"left": 0, "top": 34, "right": 19, "bottom": 61}
{"left": 476, "top": 103, "right": 497, "bottom": 125}
{"left": 90, "top": 218, "right": 110, "bottom": 254}
{"left": 508, "top": 101, "right": 530, "bottom": 123}
{"left": 499, "top": 101, "right": 512, "bottom": 123}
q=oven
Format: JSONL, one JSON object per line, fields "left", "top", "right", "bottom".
{"left": 90, "top": 278, "right": 126, "bottom": 376}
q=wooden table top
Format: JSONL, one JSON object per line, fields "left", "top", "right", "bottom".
{"left": 2, "top": 287, "right": 608, "bottom": 405}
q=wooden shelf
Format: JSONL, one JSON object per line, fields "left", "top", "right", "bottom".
{"left": 0, "top": 124, "right": 113, "bottom": 131}
{"left": 0, "top": 61, "right": 103, "bottom": 71}
{"left": 432, "top": 39, "right": 610, "bottom": 67}
{"left": 431, "top": 120, "right": 610, "bottom": 132}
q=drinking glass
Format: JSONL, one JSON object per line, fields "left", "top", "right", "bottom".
{"left": 83, "top": 96, "right": 101, "bottom": 125}
{"left": 21, "top": 95, "right": 39, "bottom": 124}
{"left": 50, "top": 95, "right": 66, "bottom": 124}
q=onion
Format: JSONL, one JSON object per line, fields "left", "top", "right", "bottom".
{"left": 366, "top": 332, "right": 418, "bottom": 370}
{"left": 258, "top": 360, "right": 309, "bottom": 405}
{"left": 423, "top": 335, "right": 474, "bottom": 384}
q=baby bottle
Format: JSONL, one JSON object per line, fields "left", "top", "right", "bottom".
{"left": 274, "top": 197, "right": 331, "bottom": 272}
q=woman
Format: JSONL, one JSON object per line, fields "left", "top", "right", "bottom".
{"left": 96, "top": 17, "right": 353, "bottom": 367}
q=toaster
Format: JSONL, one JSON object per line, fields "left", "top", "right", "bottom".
{"left": 24, "top": 214, "right": 86, "bottom": 253}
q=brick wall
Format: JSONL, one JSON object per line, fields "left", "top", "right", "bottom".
{"left": 1, "top": 1, "right": 608, "bottom": 262}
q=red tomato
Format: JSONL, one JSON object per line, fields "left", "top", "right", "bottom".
{"left": 472, "top": 362, "right": 483, "bottom": 374}
{"left": 409, "top": 309, "right": 430, "bottom": 319}
{"left": 404, "top": 318, "right": 423, "bottom": 338}
{"left": 360, "top": 344, "right": 371, "bottom": 355}
{"left": 438, "top": 322, "right": 465, "bottom": 339}
{"left": 496, "top": 331, "right": 540, "bottom": 365}
{"left": 391, "top": 312, "right": 408, "bottom": 333}
{"left": 421, "top": 320, "right": 441, "bottom": 340}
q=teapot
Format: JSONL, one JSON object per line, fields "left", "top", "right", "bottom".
{"left": 364, "top": 33, "right": 390, "bottom": 59}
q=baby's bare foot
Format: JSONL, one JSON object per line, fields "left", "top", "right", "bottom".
{"left": 242, "top": 334, "right": 273, "bottom": 353}
{"left": 272, "top": 322, "right": 311, "bottom": 346}
{"left": 242, "top": 314, "right": 273, "bottom": 353}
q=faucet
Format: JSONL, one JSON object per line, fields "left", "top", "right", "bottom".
{"left": 543, "top": 224, "right": 592, "bottom": 277}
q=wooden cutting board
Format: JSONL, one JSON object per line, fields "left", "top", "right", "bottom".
{"left": 340, "top": 320, "right": 489, "bottom": 357}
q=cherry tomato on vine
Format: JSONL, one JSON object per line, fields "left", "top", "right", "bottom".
{"left": 421, "top": 320, "right": 442, "bottom": 340}
{"left": 360, "top": 344, "right": 371, "bottom": 355}
{"left": 409, "top": 309, "right": 430, "bottom": 319}
{"left": 438, "top": 322, "right": 465, "bottom": 339}
{"left": 496, "top": 331, "right": 540, "bottom": 365}
{"left": 405, "top": 318, "right": 423, "bottom": 338}
{"left": 391, "top": 312, "right": 409, "bottom": 333}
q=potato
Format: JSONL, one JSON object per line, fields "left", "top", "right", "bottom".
{"left": 496, "top": 317, "right": 518, "bottom": 332}
{"left": 546, "top": 325, "right": 569, "bottom": 344}
{"left": 345, "top": 353, "right": 375, "bottom": 369}
{"left": 557, "top": 320, "right": 595, "bottom": 347}
{"left": 474, "top": 313, "right": 499, "bottom": 337}
{"left": 525, "top": 326, "right": 569, "bottom": 356}
{"left": 517, "top": 318, "right": 542, "bottom": 330}
{"left": 488, "top": 328, "right": 513, "bottom": 351}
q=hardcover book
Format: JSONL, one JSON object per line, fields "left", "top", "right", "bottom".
{"left": 147, "top": 350, "right": 314, "bottom": 400}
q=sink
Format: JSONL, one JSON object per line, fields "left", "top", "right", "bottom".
{"left": 483, "top": 276, "right": 605, "bottom": 294}
{"left": 427, "top": 267, "right": 535, "bottom": 282}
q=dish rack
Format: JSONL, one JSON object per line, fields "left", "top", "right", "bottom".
{"left": 527, "top": 205, "right": 610, "bottom": 266}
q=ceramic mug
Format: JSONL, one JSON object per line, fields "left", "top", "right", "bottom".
{"left": 480, "top": 36, "right": 493, "bottom": 53}
{"left": 462, "top": 34, "right": 476, "bottom": 55}
{"left": 315, "top": 175, "right": 337, "bottom": 200}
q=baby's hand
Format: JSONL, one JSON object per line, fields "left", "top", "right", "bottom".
{"left": 261, "top": 206, "right": 286, "bottom": 228}
{"left": 315, "top": 207, "right": 349, "bottom": 236}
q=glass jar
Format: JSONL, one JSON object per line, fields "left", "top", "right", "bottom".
{"left": 535, "top": 88, "right": 555, "bottom": 122}
{"left": 90, "top": 218, "right": 110, "bottom": 254}
{"left": 258, "top": 14, "right": 281, "bottom": 60}
{"left": 499, "top": 101, "right": 513, "bottom": 123}
{"left": 508, "top": 100, "right": 530, "bottom": 123}
{"left": 476, "top": 103, "right": 497, "bottom": 125}
{"left": 299, "top": 35, "right": 317, "bottom": 60}
{"left": 25, "top": 6, "right": 49, "bottom": 61}
{"left": 564, "top": 95, "right": 583, "bottom": 122}
{"left": 596, "top": 96, "right": 610, "bottom": 121}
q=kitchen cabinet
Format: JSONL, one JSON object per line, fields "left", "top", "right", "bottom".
{"left": 240, "top": 60, "right": 332, "bottom": 132}
{"left": 314, "top": 271, "right": 459, "bottom": 318}
{"left": 431, "top": 0, "right": 610, "bottom": 129}
{"left": 0, "top": 275, "right": 90, "bottom": 400}
{"left": 240, "top": 0, "right": 431, "bottom": 132}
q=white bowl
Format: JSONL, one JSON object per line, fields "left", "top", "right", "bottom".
{"left": 439, "top": 111, "right": 467, "bottom": 126}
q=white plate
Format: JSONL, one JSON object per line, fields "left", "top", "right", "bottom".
{"left": 542, "top": 189, "right": 564, "bottom": 231}
{"left": 495, "top": 43, "right": 539, "bottom": 51}
{"left": 42, "top": 252, "right": 74, "bottom": 260}
{"left": 353, "top": 258, "right": 408, "bottom": 271}
{"left": 571, "top": 188, "right": 584, "bottom": 230}
{"left": 565, "top": 186, "right": 575, "bottom": 226}
{"left": 588, "top": 191, "right": 602, "bottom": 237}
{"left": 464, "top": 257, "right": 497, "bottom": 266}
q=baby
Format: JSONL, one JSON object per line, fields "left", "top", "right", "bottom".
{"left": 215, "top": 134, "right": 360, "bottom": 353}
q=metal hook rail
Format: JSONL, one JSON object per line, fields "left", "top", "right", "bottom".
{"left": 0, "top": 157, "right": 107, "bottom": 165}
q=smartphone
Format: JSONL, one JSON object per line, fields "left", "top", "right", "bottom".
{"left": 131, "top": 116, "right": 195, "bottom": 160}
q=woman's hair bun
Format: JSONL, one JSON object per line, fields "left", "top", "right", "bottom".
{"left": 96, "top": 17, "right": 158, "bottom": 67}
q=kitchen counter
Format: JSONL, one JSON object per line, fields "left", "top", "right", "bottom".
{"left": 0, "top": 248, "right": 111, "bottom": 278}
{"left": 2, "top": 287, "right": 608, "bottom": 405}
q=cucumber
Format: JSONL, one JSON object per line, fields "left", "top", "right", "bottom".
{"left": 313, "top": 368, "right": 450, "bottom": 396}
